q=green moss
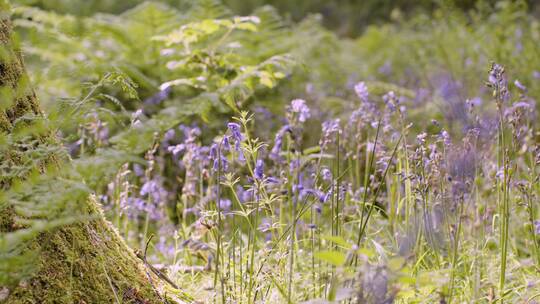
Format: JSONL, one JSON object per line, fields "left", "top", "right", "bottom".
{"left": 7, "top": 198, "right": 165, "bottom": 303}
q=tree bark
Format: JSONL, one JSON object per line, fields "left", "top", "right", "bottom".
{"left": 1, "top": 4, "right": 165, "bottom": 303}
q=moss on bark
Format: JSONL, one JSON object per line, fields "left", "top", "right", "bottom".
{"left": 8, "top": 201, "right": 165, "bottom": 303}
{"left": 1, "top": 4, "right": 166, "bottom": 303}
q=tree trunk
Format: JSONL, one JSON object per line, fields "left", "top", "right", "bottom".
{"left": 1, "top": 4, "right": 165, "bottom": 304}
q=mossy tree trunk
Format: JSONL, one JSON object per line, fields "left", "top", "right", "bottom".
{"left": 0, "top": 4, "right": 165, "bottom": 303}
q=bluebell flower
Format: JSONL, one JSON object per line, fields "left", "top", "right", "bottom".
{"left": 514, "top": 80, "right": 527, "bottom": 92}
{"left": 439, "top": 130, "right": 451, "bottom": 147}
{"left": 222, "top": 136, "right": 230, "bottom": 151}
{"left": 227, "top": 122, "right": 243, "bottom": 142}
{"left": 144, "top": 86, "right": 171, "bottom": 105}
{"left": 321, "top": 168, "right": 332, "bottom": 182}
{"left": 163, "top": 129, "right": 176, "bottom": 141}
{"left": 354, "top": 82, "right": 369, "bottom": 102}
{"left": 210, "top": 143, "right": 218, "bottom": 158}
{"left": 320, "top": 190, "right": 331, "bottom": 203}
{"left": 322, "top": 119, "right": 341, "bottom": 136}
{"left": 218, "top": 199, "right": 232, "bottom": 211}
{"left": 302, "top": 188, "right": 327, "bottom": 204}
{"left": 289, "top": 158, "right": 301, "bottom": 173}
{"left": 290, "top": 99, "right": 311, "bottom": 122}
{"left": 382, "top": 91, "right": 398, "bottom": 112}
{"left": 255, "top": 159, "right": 264, "bottom": 180}
{"left": 210, "top": 143, "right": 228, "bottom": 172}
{"left": 167, "top": 144, "right": 185, "bottom": 156}
{"left": 270, "top": 125, "right": 291, "bottom": 161}
{"left": 320, "top": 119, "right": 341, "bottom": 149}
{"left": 266, "top": 176, "right": 280, "bottom": 184}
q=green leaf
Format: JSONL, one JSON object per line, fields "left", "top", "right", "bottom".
{"left": 235, "top": 22, "right": 257, "bottom": 32}
{"left": 200, "top": 19, "right": 221, "bottom": 34}
{"left": 259, "top": 71, "right": 274, "bottom": 88}
{"left": 321, "top": 235, "right": 351, "bottom": 249}
{"left": 314, "top": 250, "right": 346, "bottom": 266}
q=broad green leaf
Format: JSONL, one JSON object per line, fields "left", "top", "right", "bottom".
{"left": 314, "top": 250, "right": 346, "bottom": 266}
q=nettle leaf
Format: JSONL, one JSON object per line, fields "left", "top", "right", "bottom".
{"left": 314, "top": 250, "right": 346, "bottom": 267}
{"left": 200, "top": 19, "right": 222, "bottom": 34}
{"left": 321, "top": 235, "right": 352, "bottom": 249}
{"left": 258, "top": 71, "right": 274, "bottom": 88}
{"left": 234, "top": 22, "right": 257, "bottom": 32}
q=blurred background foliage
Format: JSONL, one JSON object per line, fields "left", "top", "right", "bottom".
{"left": 12, "top": 0, "right": 540, "bottom": 138}
{"left": 15, "top": 0, "right": 540, "bottom": 36}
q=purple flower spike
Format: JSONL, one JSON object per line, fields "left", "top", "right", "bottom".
{"left": 255, "top": 159, "right": 264, "bottom": 180}
{"left": 167, "top": 144, "right": 185, "bottom": 156}
{"left": 354, "top": 82, "right": 369, "bottom": 102}
{"left": 321, "top": 168, "right": 332, "bottom": 182}
{"left": 222, "top": 136, "right": 230, "bottom": 151}
{"left": 290, "top": 99, "right": 311, "bottom": 122}
{"left": 227, "top": 122, "right": 243, "bottom": 142}
{"left": 218, "top": 199, "right": 232, "bottom": 211}
{"left": 270, "top": 125, "right": 290, "bottom": 161}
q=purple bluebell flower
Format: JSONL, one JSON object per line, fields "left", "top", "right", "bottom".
{"left": 290, "top": 99, "right": 311, "bottom": 122}
{"left": 133, "top": 164, "right": 145, "bottom": 177}
{"left": 210, "top": 143, "right": 229, "bottom": 172}
{"left": 258, "top": 218, "right": 272, "bottom": 233}
{"left": 164, "top": 129, "right": 176, "bottom": 141}
{"left": 144, "top": 87, "right": 171, "bottom": 105}
{"left": 218, "top": 199, "right": 232, "bottom": 211}
{"left": 140, "top": 180, "right": 157, "bottom": 197}
{"left": 237, "top": 149, "right": 246, "bottom": 163}
{"left": 222, "top": 136, "right": 230, "bottom": 151}
{"left": 255, "top": 159, "right": 264, "bottom": 180}
{"left": 123, "top": 197, "right": 145, "bottom": 218}
{"left": 235, "top": 185, "right": 248, "bottom": 204}
{"left": 167, "top": 144, "right": 185, "bottom": 156}
{"left": 354, "top": 82, "right": 369, "bottom": 103}
{"left": 320, "top": 191, "right": 331, "bottom": 203}
{"left": 227, "top": 122, "right": 246, "bottom": 163}
{"left": 258, "top": 218, "right": 273, "bottom": 242}
{"left": 466, "top": 97, "right": 482, "bottom": 110}
{"left": 321, "top": 168, "right": 332, "bottom": 182}
{"left": 322, "top": 119, "right": 341, "bottom": 137}
{"left": 270, "top": 125, "right": 291, "bottom": 161}
{"left": 320, "top": 119, "right": 341, "bottom": 149}
{"left": 514, "top": 80, "right": 527, "bottom": 92}
{"left": 439, "top": 130, "right": 451, "bottom": 147}
{"left": 382, "top": 91, "right": 399, "bottom": 112}
{"left": 534, "top": 220, "right": 540, "bottom": 235}
{"left": 289, "top": 158, "right": 301, "bottom": 175}
{"left": 416, "top": 132, "right": 428, "bottom": 145}
{"left": 301, "top": 188, "right": 328, "bottom": 204}
{"left": 210, "top": 143, "right": 218, "bottom": 160}
{"left": 227, "top": 123, "right": 242, "bottom": 142}
{"left": 378, "top": 61, "right": 392, "bottom": 75}
{"left": 293, "top": 182, "right": 304, "bottom": 195}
